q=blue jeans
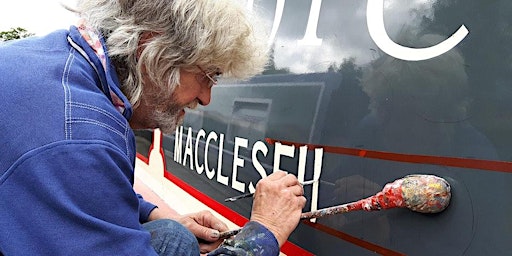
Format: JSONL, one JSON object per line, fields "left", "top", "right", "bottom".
{"left": 143, "top": 219, "right": 200, "bottom": 256}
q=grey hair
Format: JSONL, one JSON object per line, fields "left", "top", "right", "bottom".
{"left": 74, "top": 0, "right": 269, "bottom": 107}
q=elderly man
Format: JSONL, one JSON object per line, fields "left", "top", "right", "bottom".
{"left": 0, "top": 0, "right": 306, "bottom": 255}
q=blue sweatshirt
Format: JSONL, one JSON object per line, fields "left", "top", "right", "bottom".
{"left": 0, "top": 27, "right": 278, "bottom": 255}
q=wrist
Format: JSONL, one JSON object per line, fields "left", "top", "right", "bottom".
{"left": 249, "top": 217, "right": 286, "bottom": 247}
{"left": 245, "top": 221, "right": 281, "bottom": 252}
{"left": 147, "top": 206, "right": 162, "bottom": 221}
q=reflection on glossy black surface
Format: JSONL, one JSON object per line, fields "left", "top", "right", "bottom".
{"left": 135, "top": 0, "right": 512, "bottom": 255}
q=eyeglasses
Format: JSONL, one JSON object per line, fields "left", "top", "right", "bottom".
{"left": 196, "top": 65, "right": 222, "bottom": 89}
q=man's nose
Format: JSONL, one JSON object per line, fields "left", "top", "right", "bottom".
{"left": 198, "top": 86, "right": 212, "bottom": 106}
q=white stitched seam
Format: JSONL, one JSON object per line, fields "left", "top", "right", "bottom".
{"left": 70, "top": 119, "right": 125, "bottom": 138}
{"left": 62, "top": 48, "right": 75, "bottom": 140}
{"left": 124, "top": 124, "right": 130, "bottom": 157}
{"left": 71, "top": 102, "right": 126, "bottom": 128}
{"left": 66, "top": 36, "right": 130, "bottom": 157}
{"left": 67, "top": 36, "right": 108, "bottom": 97}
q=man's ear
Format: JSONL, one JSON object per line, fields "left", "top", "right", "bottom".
{"left": 137, "top": 32, "right": 156, "bottom": 60}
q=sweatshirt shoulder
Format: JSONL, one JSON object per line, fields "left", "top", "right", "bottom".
{"left": 0, "top": 29, "right": 70, "bottom": 53}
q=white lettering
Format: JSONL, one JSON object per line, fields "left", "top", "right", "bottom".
{"left": 195, "top": 129, "right": 206, "bottom": 175}
{"left": 171, "top": 126, "right": 323, "bottom": 216}
{"left": 367, "top": 0, "right": 469, "bottom": 61}
{"left": 310, "top": 148, "right": 324, "bottom": 222}
{"left": 217, "top": 133, "right": 229, "bottom": 186}
{"left": 297, "top": 146, "right": 308, "bottom": 182}
{"left": 298, "top": 0, "right": 323, "bottom": 46}
{"left": 249, "top": 141, "right": 269, "bottom": 193}
{"left": 204, "top": 131, "right": 217, "bottom": 178}
{"left": 273, "top": 142, "right": 295, "bottom": 173}
{"left": 232, "top": 137, "right": 248, "bottom": 192}
{"left": 174, "top": 126, "right": 183, "bottom": 164}
{"left": 268, "top": 0, "right": 286, "bottom": 45}
{"left": 182, "top": 127, "right": 194, "bottom": 170}
{"left": 295, "top": 146, "right": 323, "bottom": 222}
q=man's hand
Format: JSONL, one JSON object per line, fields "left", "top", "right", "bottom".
{"left": 249, "top": 171, "right": 307, "bottom": 247}
{"left": 134, "top": 160, "right": 227, "bottom": 253}
{"left": 175, "top": 211, "right": 229, "bottom": 254}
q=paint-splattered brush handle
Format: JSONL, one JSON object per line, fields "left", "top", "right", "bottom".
{"left": 218, "top": 203, "right": 356, "bottom": 239}
{"left": 300, "top": 174, "right": 451, "bottom": 219}
{"left": 224, "top": 180, "right": 318, "bottom": 202}
{"left": 218, "top": 229, "right": 242, "bottom": 239}
{"left": 218, "top": 203, "right": 359, "bottom": 239}
{"left": 299, "top": 201, "right": 363, "bottom": 219}
{"left": 219, "top": 175, "right": 451, "bottom": 239}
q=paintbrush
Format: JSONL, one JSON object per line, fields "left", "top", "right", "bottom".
{"left": 224, "top": 180, "right": 318, "bottom": 202}
{"left": 219, "top": 174, "right": 451, "bottom": 239}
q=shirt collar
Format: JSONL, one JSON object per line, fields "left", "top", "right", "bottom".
{"left": 70, "top": 20, "right": 133, "bottom": 120}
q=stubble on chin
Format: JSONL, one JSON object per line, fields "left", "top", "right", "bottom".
{"left": 151, "top": 107, "right": 182, "bottom": 134}
{"left": 152, "top": 101, "right": 199, "bottom": 134}
{"left": 144, "top": 94, "right": 198, "bottom": 134}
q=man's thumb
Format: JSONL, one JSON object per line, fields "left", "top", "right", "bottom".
{"left": 194, "top": 226, "right": 220, "bottom": 242}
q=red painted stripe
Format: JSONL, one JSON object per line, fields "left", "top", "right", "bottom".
{"left": 266, "top": 138, "right": 512, "bottom": 173}
{"left": 281, "top": 241, "right": 314, "bottom": 256}
{"left": 163, "top": 171, "right": 250, "bottom": 227}
{"left": 137, "top": 153, "right": 149, "bottom": 164}
{"left": 136, "top": 153, "right": 313, "bottom": 255}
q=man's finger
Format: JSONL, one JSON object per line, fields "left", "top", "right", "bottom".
{"left": 286, "top": 184, "right": 304, "bottom": 197}
{"left": 281, "top": 173, "right": 301, "bottom": 187}
{"left": 267, "top": 170, "right": 287, "bottom": 181}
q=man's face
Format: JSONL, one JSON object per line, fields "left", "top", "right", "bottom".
{"left": 129, "top": 67, "right": 214, "bottom": 134}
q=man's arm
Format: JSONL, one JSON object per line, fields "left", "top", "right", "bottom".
{"left": 0, "top": 142, "right": 157, "bottom": 255}
{"left": 134, "top": 176, "right": 229, "bottom": 253}
{"left": 137, "top": 193, "right": 158, "bottom": 223}
{"left": 209, "top": 171, "right": 306, "bottom": 256}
